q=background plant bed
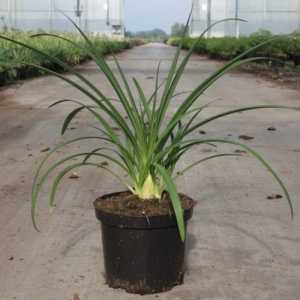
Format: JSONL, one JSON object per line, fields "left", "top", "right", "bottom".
{"left": 94, "top": 191, "right": 194, "bottom": 295}
{"left": 0, "top": 32, "right": 143, "bottom": 87}
{"left": 167, "top": 32, "right": 300, "bottom": 65}
{"left": 167, "top": 33, "right": 300, "bottom": 90}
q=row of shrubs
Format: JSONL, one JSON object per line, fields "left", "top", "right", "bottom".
{"left": 167, "top": 31, "right": 300, "bottom": 66}
{"left": 0, "top": 32, "right": 143, "bottom": 86}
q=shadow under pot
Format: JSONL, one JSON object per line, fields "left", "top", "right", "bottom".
{"left": 94, "top": 191, "right": 194, "bottom": 295}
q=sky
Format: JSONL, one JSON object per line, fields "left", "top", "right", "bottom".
{"left": 124, "top": 0, "right": 191, "bottom": 33}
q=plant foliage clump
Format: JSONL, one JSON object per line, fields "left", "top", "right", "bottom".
{"left": 0, "top": 17, "right": 297, "bottom": 241}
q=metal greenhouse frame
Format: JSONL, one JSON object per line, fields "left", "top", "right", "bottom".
{"left": 0, "top": 0, "right": 125, "bottom": 36}
{"left": 191, "top": 0, "right": 300, "bottom": 37}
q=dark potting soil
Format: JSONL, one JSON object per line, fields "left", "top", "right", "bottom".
{"left": 106, "top": 277, "right": 183, "bottom": 295}
{"left": 94, "top": 191, "right": 194, "bottom": 218}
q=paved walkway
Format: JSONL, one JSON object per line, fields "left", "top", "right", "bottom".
{"left": 0, "top": 44, "right": 300, "bottom": 300}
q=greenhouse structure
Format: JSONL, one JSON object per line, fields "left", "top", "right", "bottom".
{"left": 191, "top": 0, "right": 300, "bottom": 37}
{"left": 0, "top": 0, "right": 125, "bottom": 36}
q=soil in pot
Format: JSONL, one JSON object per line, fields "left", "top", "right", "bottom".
{"left": 94, "top": 191, "right": 195, "bottom": 295}
{"left": 94, "top": 191, "right": 194, "bottom": 217}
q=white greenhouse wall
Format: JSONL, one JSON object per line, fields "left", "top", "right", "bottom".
{"left": 191, "top": 0, "right": 300, "bottom": 37}
{"left": 0, "top": 0, "right": 125, "bottom": 36}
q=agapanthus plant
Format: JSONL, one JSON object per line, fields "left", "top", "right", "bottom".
{"left": 0, "top": 15, "right": 296, "bottom": 241}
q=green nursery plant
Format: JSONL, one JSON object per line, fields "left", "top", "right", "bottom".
{"left": 0, "top": 17, "right": 296, "bottom": 242}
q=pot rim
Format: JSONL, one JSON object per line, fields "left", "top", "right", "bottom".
{"left": 94, "top": 191, "right": 195, "bottom": 229}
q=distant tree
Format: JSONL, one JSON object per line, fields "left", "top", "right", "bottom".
{"left": 171, "top": 23, "right": 186, "bottom": 37}
{"left": 250, "top": 29, "right": 272, "bottom": 38}
{"left": 125, "top": 30, "right": 134, "bottom": 38}
{"left": 127, "top": 29, "right": 168, "bottom": 42}
{"left": 292, "top": 29, "right": 300, "bottom": 37}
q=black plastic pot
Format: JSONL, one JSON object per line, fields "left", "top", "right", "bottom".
{"left": 94, "top": 191, "right": 194, "bottom": 295}
{"left": 0, "top": 72, "right": 6, "bottom": 86}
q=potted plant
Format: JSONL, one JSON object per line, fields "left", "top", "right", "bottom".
{"left": 0, "top": 16, "right": 297, "bottom": 295}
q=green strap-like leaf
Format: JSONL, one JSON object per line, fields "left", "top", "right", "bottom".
{"left": 186, "top": 105, "right": 300, "bottom": 135}
{"left": 33, "top": 150, "right": 125, "bottom": 209}
{"left": 49, "top": 99, "right": 136, "bottom": 167}
{"left": 32, "top": 137, "right": 105, "bottom": 199}
{"left": 32, "top": 161, "right": 132, "bottom": 231}
{"left": 155, "top": 18, "right": 246, "bottom": 134}
{"left": 112, "top": 54, "right": 139, "bottom": 114}
{"left": 179, "top": 138, "right": 294, "bottom": 218}
{"left": 173, "top": 153, "right": 240, "bottom": 179}
{"left": 133, "top": 77, "right": 151, "bottom": 122}
{"left": 157, "top": 56, "right": 286, "bottom": 149}
{"left": 31, "top": 26, "right": 140, "bottom": 147}
{"left": 60, "top": 13, "right": 142, "bottom": 135}
{"left": 48, "top": 162, "right": 130, "bottom": 211}
{"left": 0, "top": 33, "right": 115, "bottom": 107}
{"left": 155, "top": 164, "right": 185, "bottom": 241}
{"left": 61, "top": 106, "right": 86, "bottom": 135}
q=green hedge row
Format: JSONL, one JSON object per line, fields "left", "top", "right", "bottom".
{"left": 0, "top": 32, "right": 142, "bottom": 86}
{"left": 167, "top": 31, "right": 300, "bottom": 65}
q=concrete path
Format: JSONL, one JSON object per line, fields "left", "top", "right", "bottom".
{"left": 0, "top": 43, "right": 299, "bottom": 300}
